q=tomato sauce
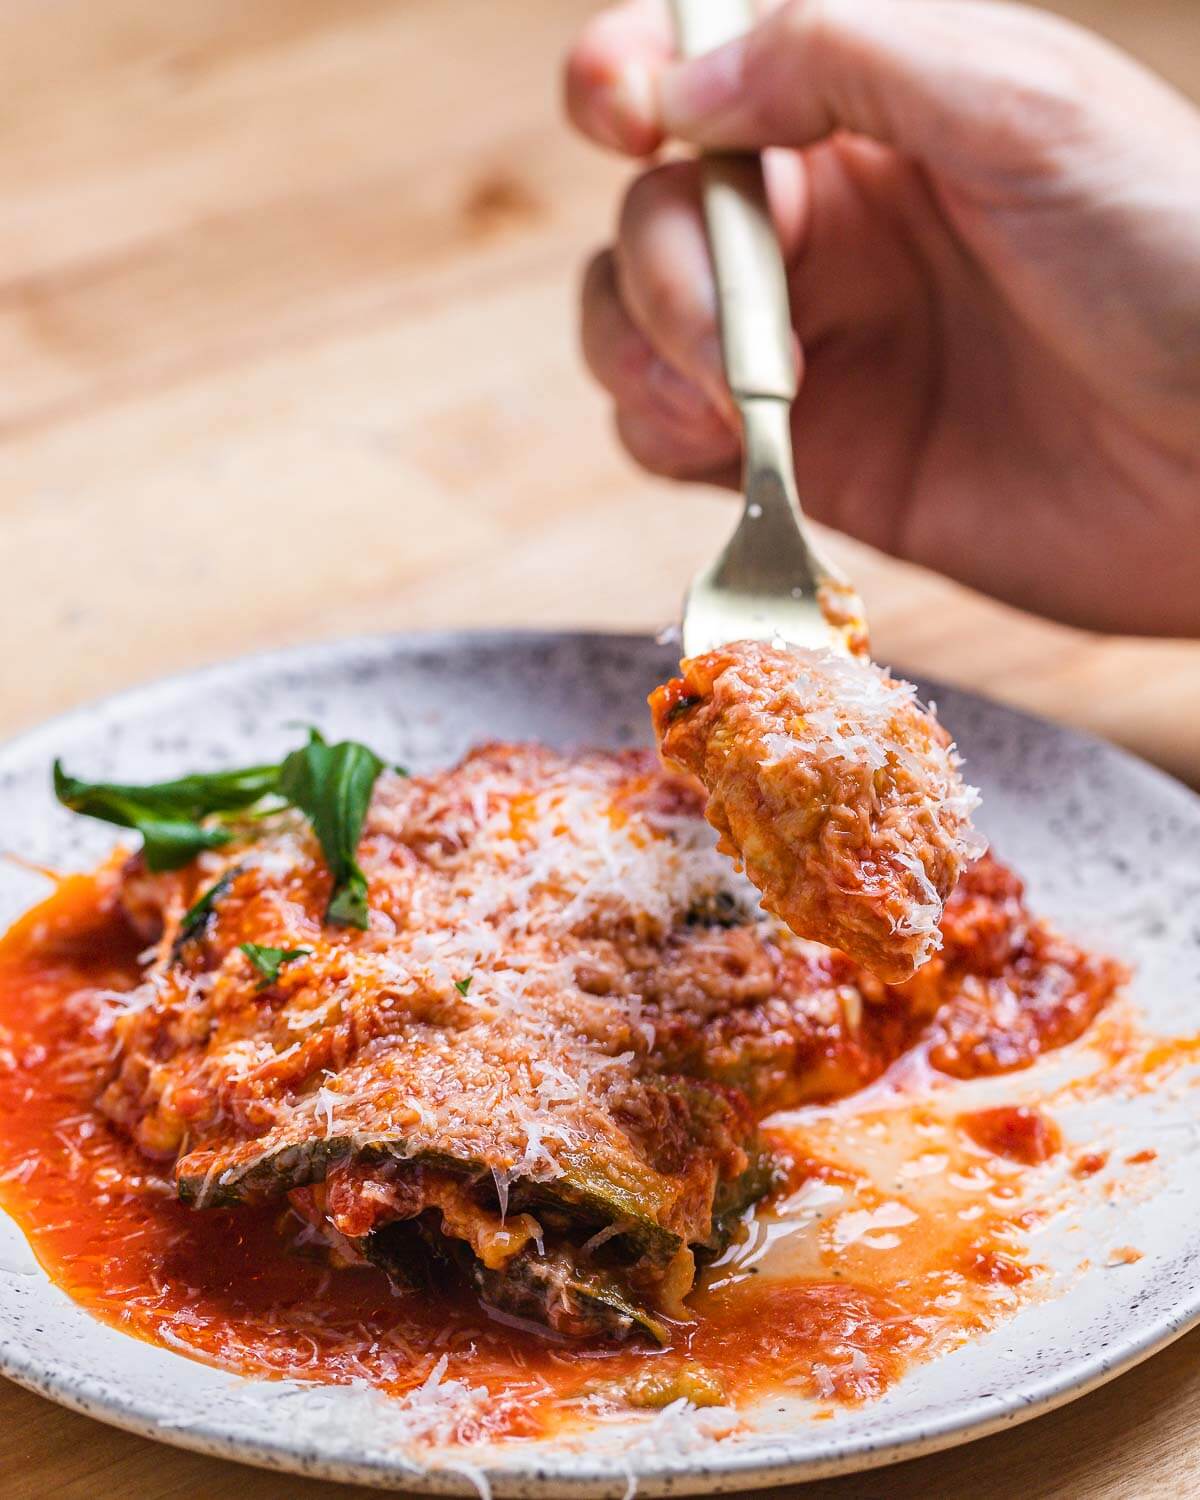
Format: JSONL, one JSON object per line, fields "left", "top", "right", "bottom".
{"left": 0, "top": 870, "right": 1136, "bottom": 1440}
{"left": 959, "top": 1105, "right": 1062, "bottom": 1165}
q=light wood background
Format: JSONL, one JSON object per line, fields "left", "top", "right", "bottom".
{"left": 0, "top": 1, "right": 1197, "bottom": 1495}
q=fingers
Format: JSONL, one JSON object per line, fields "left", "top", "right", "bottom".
{"left": 581, "top": 152, "right": 811, "bottom": 482}
{"left": 614, "top": 157, "right": 807, "bottom": 412}
{"left": 581, "top": 249, "right": 738, "bottom": 481}
{"left": 613, "top": 406, "right": 740, "bottom": 484}
{"left": 581, "top": 248, "right": 714, "bottom": 427}
{"left": 562, "top": 0, "right": 793, "bottom": 157}
{"left": 615, "top": 160, "right": 730, "bottom": 420}
{"left": 573, "top": 0, "right": 1160, "bottom": 195}
{"left": 564, "top": 0, "right": 672, "bottom": 155}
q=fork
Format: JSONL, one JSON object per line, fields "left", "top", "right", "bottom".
{"left": 670, "top": 0, "right": 867, "bottom": 660}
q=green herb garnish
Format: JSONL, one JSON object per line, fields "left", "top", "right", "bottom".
{"left": 239, "top": 943, "right": 311, "bottom": 989}
{"left": 174, "top": 866, "right": 243, "bottom": 953}
{"left": 56, "top": 729, "right": 387, "bottom": 929}
{"left": 277, "top": 731, "right": 384, "bottom": 930}
{"left": 454, "top": 976, "right": 473, "bottom": 996}
{"left": 52, "top": 761, "right": 277, "bottom": 872}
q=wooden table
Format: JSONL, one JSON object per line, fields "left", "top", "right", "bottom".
{"left": 1, "top": 1, "right": 1197, "bottom": 1495}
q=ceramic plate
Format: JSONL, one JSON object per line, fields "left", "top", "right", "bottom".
{"left": 1, "top": 631, "right": 1199, "bottom": 1496}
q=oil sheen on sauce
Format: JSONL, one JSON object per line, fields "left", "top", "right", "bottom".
{"left": 0, "top": 869, "right": 1175, "bottom": 1443}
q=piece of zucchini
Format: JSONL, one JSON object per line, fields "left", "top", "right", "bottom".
{"left": 370, "top": 1226, "right": 672, "bottom": 1345}
{"left": 177, "top": 1135, "right": 686, "bottom": 1265}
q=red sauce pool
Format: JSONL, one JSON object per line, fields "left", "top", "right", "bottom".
{"left": 0, "top": 872, "right": 1062, "bottom": 1435}
{"left": 959, "top": 1105, "right": 1062, "bottom": 1165}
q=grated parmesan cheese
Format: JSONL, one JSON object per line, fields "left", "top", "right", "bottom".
{"left": 651, "top": 641, "right": 985, "bottom": 983}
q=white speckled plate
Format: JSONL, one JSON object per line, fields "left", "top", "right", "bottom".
{"left": 2, "top": 631, "right": 1199, "bottom": 1496}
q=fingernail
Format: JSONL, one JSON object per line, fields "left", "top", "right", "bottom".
{"left": 660, "top": 40, "right": 747, "bottom": 137}
{"left": 600, "top": 60, "right": 661, "bottom": 153}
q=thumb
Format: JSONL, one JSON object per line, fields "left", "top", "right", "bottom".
{"left": 659, "top": 0, "right": 1146, "bottom": 188}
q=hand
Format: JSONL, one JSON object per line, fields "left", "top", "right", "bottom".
{"left": 566, "top": 0, "right": 1200, "bottom": 636}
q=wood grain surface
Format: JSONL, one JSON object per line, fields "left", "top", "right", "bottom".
{"left": 1, "top": 1, "right": 1197, "bottom": 1495}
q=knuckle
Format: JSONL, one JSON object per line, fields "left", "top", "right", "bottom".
{"left": 614, "top": 407, "right": 685, "bottom": 478}
{"left": 580, "top": 255, "right": 655, "bottom": 394}
{"left": 580, "top": 246, "right": 615, "bottom": 306}
{"left": 752, "top": 0, "right": 847, "bottom": 137}
{"left": 628, "top": 262, "right": 694, "bottom": 341}
{"left": 617, "top": 158, "right": 694, "bottom": 240}
{"left": 785, "top": 0, "right": 850, "bottom": 51}
{"left": 615, "top": 172, "right": 714, "bottom": 345}
{"left": 614, "top": 402, "right": 730, "bottom": 481}
{"left": 562, "top": 50, "right": 591, "bottom": 131}
{"left": 609, "top": 337, "right": 654, "bottom": 394}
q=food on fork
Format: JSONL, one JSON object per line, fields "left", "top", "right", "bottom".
{"left": 651, "top": 641, "right": 985, "bottom": 984}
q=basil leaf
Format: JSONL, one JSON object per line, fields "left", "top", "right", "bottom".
{"left": 55, "top": 733, "right": 387, "bottom": 926}
{"left": 277, "top": 732, "right": 384, "bottom": 929}
{"left": 53, "top": 761, "right": 280, "bottom": 818}
{"left": 173, "top": 866, "right": 243, "bottom": 955}
{"left": 138, "top": 812, "right": 234, "bottom": 871}
{"left": 53, "top": 760, "right": 278, "bottom": 872}
{"left": 239, "top": 943, "right": 311, "bottom": 989}
{"left": 455, "top": 976, "right": 473, "bottom": 996}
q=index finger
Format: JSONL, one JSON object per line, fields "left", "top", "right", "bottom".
{"left": 564, "top": 0, "right": 673, "bottom": 156}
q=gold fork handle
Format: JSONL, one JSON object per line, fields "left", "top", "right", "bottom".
{"left": 669, "top": 0, "right": 795, "bottom": 403}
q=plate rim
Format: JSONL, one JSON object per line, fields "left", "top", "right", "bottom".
{"left": 2, "top": 625, "right": 1199, "bottom": 1496}
{"left": 2, "top": 1298, "right": 1199, "bottom": 1496}
{"left": 4, "top": 624, "right": 1198, "bottom": 823}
